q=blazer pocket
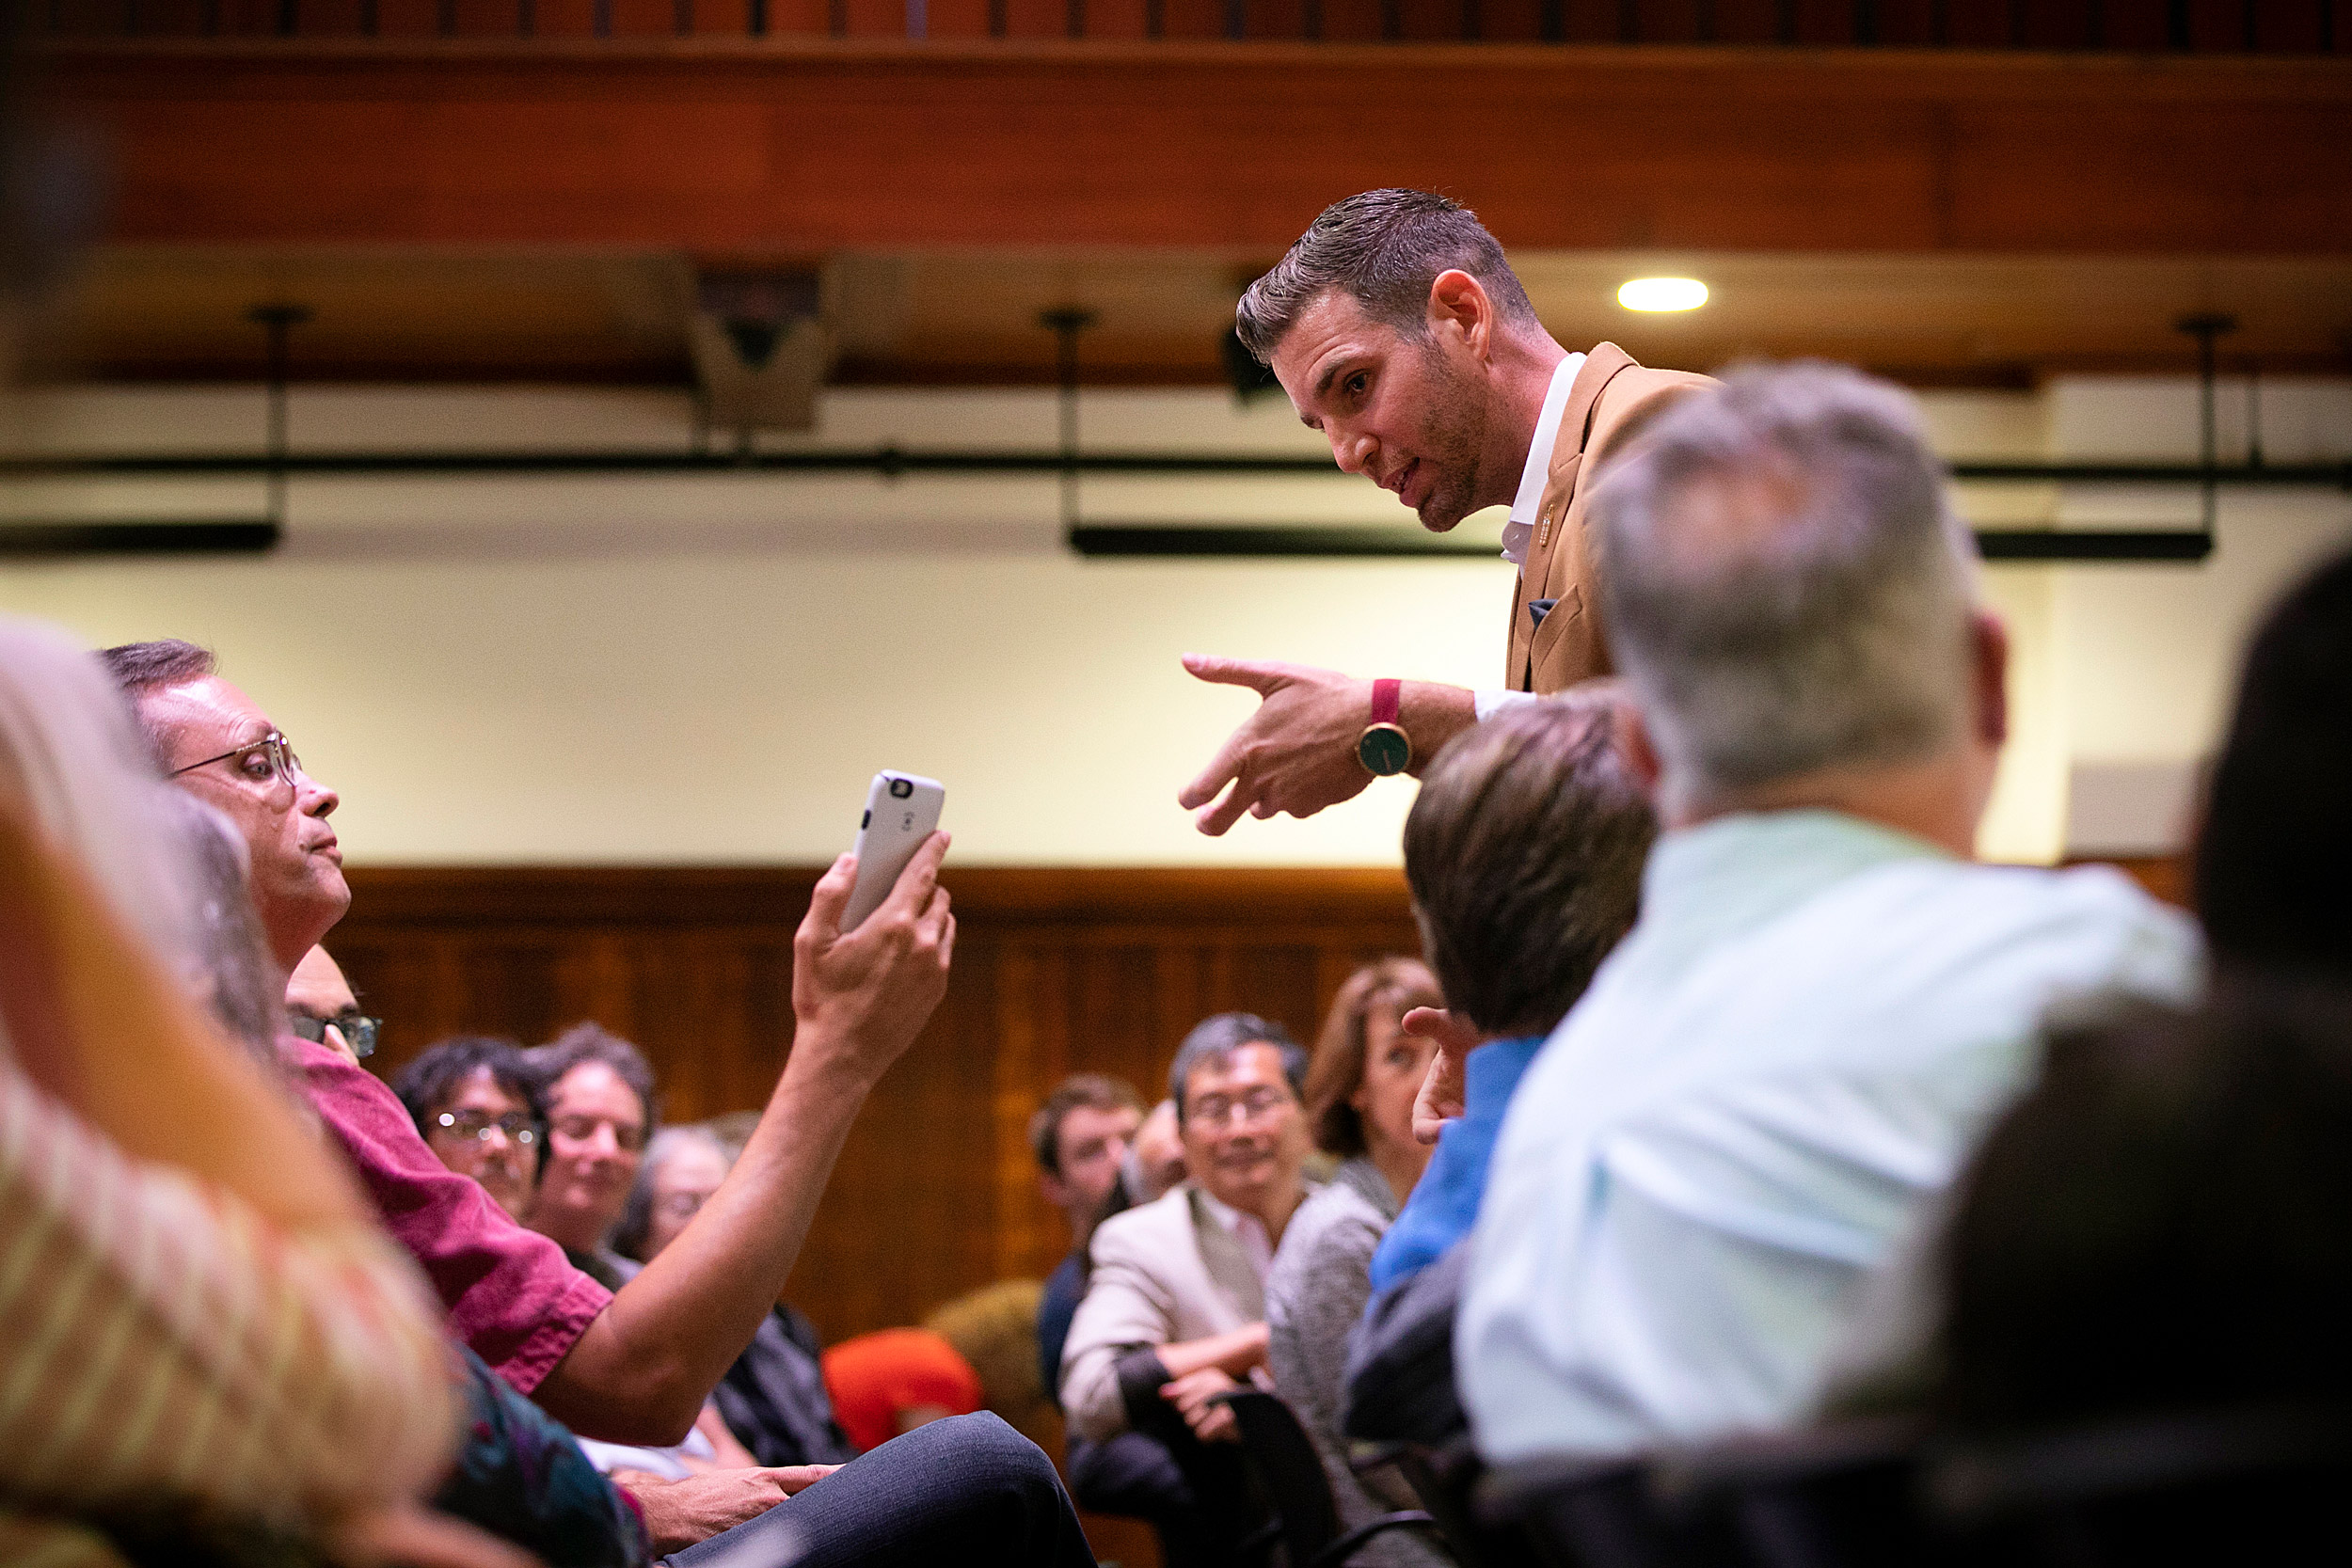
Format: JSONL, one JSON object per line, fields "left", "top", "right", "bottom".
{"left": 1527, "top": 586, "right": 1595, "bottom": 694}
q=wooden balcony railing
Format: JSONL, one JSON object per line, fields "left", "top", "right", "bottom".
{"left": 31, "top": 0, "right": 2348, "bottom": 50}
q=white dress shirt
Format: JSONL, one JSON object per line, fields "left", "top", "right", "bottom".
{"left": 1193, "top": 1187, "right": 1276, "bottom": 1283}
{"left": 1473, "top": 352, "right": 1583, "bottom": 721}
{"left": 1458, "top": 810, "right": 2201, "bottom": 1463}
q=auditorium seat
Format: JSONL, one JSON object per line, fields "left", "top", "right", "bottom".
{"left": 1478, "top": 1402, "right": 2352, "bottom": 1568}
{"left": 1212, "top": 1389, "right": 1446, "bottom": 1568}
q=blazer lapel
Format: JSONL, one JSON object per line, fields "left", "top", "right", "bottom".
{"left": 1507, "top": 343, "right": 1637, "bottom": 689}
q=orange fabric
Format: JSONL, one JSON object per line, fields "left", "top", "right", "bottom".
{"left": 820, "top": 1328, "right": 984, "bottom": 1453}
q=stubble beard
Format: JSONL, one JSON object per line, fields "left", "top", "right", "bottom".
{"left": 1409, "top": 349, "right": 1490, "bottom": 533}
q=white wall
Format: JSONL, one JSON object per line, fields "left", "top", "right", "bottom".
{"left": 3, "top": 378, "right": 2344, "bottom": 868}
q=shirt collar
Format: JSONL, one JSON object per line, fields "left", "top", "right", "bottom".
{"left": 1499, "top": 351, "right": 1586, "bottom": 567}
{"left": 1639, "top": 810, "right": 1952, "bottom": 953}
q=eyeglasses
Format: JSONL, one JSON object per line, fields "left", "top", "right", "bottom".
{"left": 290, "top": 1008, "right": 380, "bottom": 1058}
{"left": 1184, "top": 1087, "right": 1295, "bottom": 1130}
{"left": 432, "top": 1110, "right": 540, "bottom": 1148}
{"left": 170, "top": 730, "right": 303, "bottom": 795}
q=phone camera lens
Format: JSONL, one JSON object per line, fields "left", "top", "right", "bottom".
{"left": 889, "top": 779, "right": 914, "bottom": 799}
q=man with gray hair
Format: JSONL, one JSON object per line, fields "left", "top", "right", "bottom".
{"left": 1457, "top": 362, "right": 2201, "bottom": 1463}
{"left": 1180, "top": 188, "right": 1710, "bottom": 835}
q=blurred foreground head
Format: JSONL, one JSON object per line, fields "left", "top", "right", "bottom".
{"left": 1937, "top": 978, "right": 2352, "bottom": 1430}
{"left": 2194, "top": 545, "right": 2352, "bottom": 979}
{"left": 0, "top": 618, "right": 199, "bottom": 964}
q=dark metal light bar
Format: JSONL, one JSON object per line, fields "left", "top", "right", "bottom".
{"left": 0, "top": 450, "right": 2340, "bottom": 486}
{"left": 1070, "top": 525, "right": 1501, "bottom": 559}
{"left": 0, "top": 520, "right": 281, "bottom": 556}
{"left": 1071, "top": 524, "right": 2217, "bottom": 564}
{"left": 1973, "top": 530, "right": 2213, "bottom": 562}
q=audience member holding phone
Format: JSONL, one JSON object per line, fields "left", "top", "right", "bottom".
{"left": 110, "top": 641, "right": 1097, "bottom": 1567}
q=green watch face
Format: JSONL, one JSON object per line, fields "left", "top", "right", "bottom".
{"left": 1359, "top": 723, "right": 1412, "bottom": 777}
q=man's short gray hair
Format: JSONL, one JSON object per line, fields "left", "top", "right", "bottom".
{"left": 1235, "top": 189, "right": 1540, "bottom": 362}
{"left": 1168, "top": 1011, "right": 1306, "bottom": 1125}
{"left": 1590, "top": 361, "right": 1980, "bottom": 813}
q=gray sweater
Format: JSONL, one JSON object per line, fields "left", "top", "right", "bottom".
{"left": 1265, "top": 1159, "right": 1451, "bottom": 1568}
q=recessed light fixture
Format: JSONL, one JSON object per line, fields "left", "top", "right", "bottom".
{"left": 1617, "top": 277, "right": 1708, "bottom": 312}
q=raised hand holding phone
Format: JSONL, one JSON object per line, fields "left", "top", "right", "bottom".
{"left": 787, "top": 774, "right": 955, "bottom": 1094}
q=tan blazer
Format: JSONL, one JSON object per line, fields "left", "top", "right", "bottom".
{"left": 1505, "top": 343, "right": 1718, "bottom": 694}
{"left": 1057, "top": 1184, "right": 1267, "bottom": 1444}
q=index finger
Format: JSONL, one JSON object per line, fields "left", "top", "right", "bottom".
{"left": 1402, "top": 1006, "right": 1480, "bottom": 1052}
{"left": 803, "top": 851, "right": 857, "bottom": 941}
{"left": 1182, "top": 653, "right": 1289, "bottom": 694}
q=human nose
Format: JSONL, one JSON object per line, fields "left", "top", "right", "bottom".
{"left": 298, "top": 769, "right": 339, "bottom": 818}
{"left": 1330, "top": 425, "right": 1375, "bottom": 477}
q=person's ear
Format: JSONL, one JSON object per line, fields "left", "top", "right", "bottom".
{"left": 1039, "top": 1170, "right": 1072, "bottom": 1211}
{"left": 1427, "top": 269, "right": 1493, "bottom": 360}
{"left": 1613, "top": 701, "right": 1664, "bottom": 798}
{"left": 1970, "top": 610, "right": 2010, "bottom": 749}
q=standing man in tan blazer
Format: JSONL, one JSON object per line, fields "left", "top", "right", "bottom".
{"left": 1180, "top": 189, "right": 1713, "bottom": 834}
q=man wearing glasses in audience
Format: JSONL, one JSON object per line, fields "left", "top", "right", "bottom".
{"left": 105, "top": 641, "right": 346, "bottom": 975}
{"left": 286, "top": 944, "right": 382, "bottom": 1059}
{"left": 106, "top": 639, "right": 1099, "bottom": 1568}
{"left": 1059, "top": 1012, "right": 1315, "bottom": 1567}
{"left": 394, "top": 1036, "right": 548, "bottom": 1223}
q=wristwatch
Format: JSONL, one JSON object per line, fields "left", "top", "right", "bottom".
{"left": 1357, "top": 678, "right": 1412, "bottom": 776}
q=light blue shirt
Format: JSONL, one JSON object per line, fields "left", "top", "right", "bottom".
{"left": 1368, "top": 1034, "right": 1544, "bottom": 1295}
{"left": 1458, "top": 810, "right": 2201, "bottom": 1462}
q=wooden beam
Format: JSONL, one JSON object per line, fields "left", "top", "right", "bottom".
{"left": 40, "top": 40, "right": 2352, "bottom": 254}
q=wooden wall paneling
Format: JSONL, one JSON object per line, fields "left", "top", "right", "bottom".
{"left": 990, "top": 942, "right": 1072, "bottom": 1282}
{"left": 2074, "top": 853, "right": 2192, "bottom": 909}
{"left": 1247, "top": 0, "right": 1311, "bottom": 40}
{"left": 1155, "top": 0, "right": 1227, "bottom": 35}
{"left": 764, "top": 0, "right": 832, "bottom": 31}
{"left": 1081, "top": 0, "right": 1155, "bottom": 39}
{"left": 841, "top": 0, "right": 906, "bottom": 36}
{"left": 690, "top": 0, "right": 755, "bottom": 37}
{"left": 920, "top": 0, "right": 992, "bottom": 33}
{"left": 332, "top": 865, "right": 1422, "bottom": 1344}
{"left": 1475, "top": 0, "right": 1546, "bottom": 41}
{"left": 1317, "top": 0, "right": 1386, "bottom": 39}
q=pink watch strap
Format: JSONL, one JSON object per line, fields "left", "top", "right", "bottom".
{"left": 1372, "top": 678, "right": 1402, "bottom": 726}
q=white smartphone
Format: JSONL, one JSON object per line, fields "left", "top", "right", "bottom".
{"left": 841, "top": 770, "right": 946, "bottom": 932}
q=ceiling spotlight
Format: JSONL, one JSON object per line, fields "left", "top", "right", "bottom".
{"left": 1618, "top": 277, "right": 1708, "bottom": 312}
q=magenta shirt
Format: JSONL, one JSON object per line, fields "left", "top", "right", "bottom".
{"left": 289, "top": 1035, "right": 612, "bottom": 1395}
